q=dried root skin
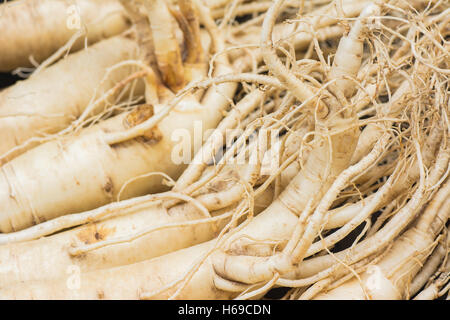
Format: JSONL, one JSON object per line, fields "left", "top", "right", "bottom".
{"left": 0, "top": 0, "right": 130, "bottom": 72}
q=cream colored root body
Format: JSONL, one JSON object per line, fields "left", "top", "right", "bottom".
{"left": 0, "top": 240, "right": 231, "bottom": 299}
{"left": 0, "top": 196, "right": 229, "bottom": 287}
{"left": 0, "top": 36, "right": 143, "bottom": 165}
{"left": 0, "top": 196, "right": 362, "bottom": 300}
{"left": 0, "top": 64, "right": 237, "bottom": 233}
{"left": 0, "top": 88, "right": 268, "bottom": 286}
{"left": 0, "top": 0, "right": 129, "bottom": 72}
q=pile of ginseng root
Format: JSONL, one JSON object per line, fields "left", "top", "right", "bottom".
{"left": 0, "top": 0, "right": 448, "bottom": 300}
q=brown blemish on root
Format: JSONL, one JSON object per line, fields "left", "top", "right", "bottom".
{"left": 206, "top": 180, "right": 229, "bottom": 193}
{"left": 29, "top": 214, "right": 38, "bottom": 227}
{"left": 140, "top": 126, "right": 163, "bottom": 145}
{"left": 202, "top": 169, "right": 240, "bottom": 194}
{"left": 76, "top": 224, "right": 117, "bottom": 245}
{"left": 125, "top": 104, "right": 155, "bottom": 127}
{"left": 97, "top": 290, "right": 105, "bottom": 299}
{"left": 124, "top": 104, "right": 163, "bottom": 145}
{"left": 103, "top": 177, "right": 114, "bottom": 198}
